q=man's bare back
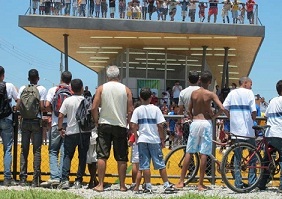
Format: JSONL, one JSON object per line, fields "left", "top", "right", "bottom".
{"left": 189, "top": 88, "right": 223, "bottom": 120}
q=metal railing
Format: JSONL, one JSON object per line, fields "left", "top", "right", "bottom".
{"left": 0, "top": 111, "right": 268, "bottom": 184}
{"left": 25, "top": 1, "right": 260, "bottom": 25}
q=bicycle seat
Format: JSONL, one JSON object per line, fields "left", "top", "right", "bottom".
{"left": 252, "top": 125, "right": 271, "bottom": 131}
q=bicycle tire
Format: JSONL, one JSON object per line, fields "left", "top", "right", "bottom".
{"left": 220, "top": 142, "right": 263, "bottom": 193}
{"left": 263, "top": 148, "right": 281, "bottom": 184}
{"left": 164, "top": 145, "right": 200, "bottom": 185}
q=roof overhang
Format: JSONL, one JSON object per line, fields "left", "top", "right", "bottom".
{"left": 18, "top": 15, "right": 265, "bottom": 85}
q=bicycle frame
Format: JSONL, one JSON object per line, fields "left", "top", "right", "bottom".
{"left": 235, "top": 131, "right": 276, "bottom": 171}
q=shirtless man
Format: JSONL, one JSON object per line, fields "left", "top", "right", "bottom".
{"left": 175, "top": 70, "right": 225, "bottom": 191}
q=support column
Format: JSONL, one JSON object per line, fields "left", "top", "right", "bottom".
{"left": 226, "top": 61, "right": 230, "bottom": 88}
{"left": 146, "top": 51, "right": 148, "bottom": 79}
{"left": 63, "top": 34, "right": 69, "bottom": 71}
{"left": 120, "top": 53, "right": 124, "bottom": 81}
{"left": 185, "top": 56, "right": 189, "bottom": 88}
{"left": 125, "top": 48, "right": 129, "bottom": 86}
{"left": 221, "top": 47, "right": 229, "bottom": 89}
{"left": 164, "top": 53, "right": 167, "bottom": 90}
{"left": 201, "top": 46, "right": 208, "bottom": 73}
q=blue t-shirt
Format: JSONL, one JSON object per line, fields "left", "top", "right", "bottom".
{"left": 168, "top": 111, "right": 176, "bottom": 131}
{"left": 256, "top": 104, "right": 261, "bottom": 116}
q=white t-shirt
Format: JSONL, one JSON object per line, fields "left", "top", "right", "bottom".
{"left": 188, "top": 2, "right": 196, "bottom": 9}
{"left": 172, "top": 85, "right": 182, "bottom": 98}
{"left": 131, "top": 104, "right": 165, "bottom": 144}
{"left": 17, "top": 84, "right": 47, "bottom": 119}
{"left": 223, "top": 88, "right": 256, "bottom": 138}
{"left": 178, "top": 85, "right": 200, "bottom": 114}
{"left": 265, "top": 96, "right": 282, "bottom": 138}
{"left": 59, "top": 95, "right": 84, "bottom": 135}
{"left": 3, "top": 82, "right": 18, "bottom": 120}
{"left": 46, "top": 85, "right": 69, "bottom": 126}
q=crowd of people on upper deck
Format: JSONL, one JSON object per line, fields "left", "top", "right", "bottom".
{"left": 31, "top": 0, "right": 257, "bottom": 24}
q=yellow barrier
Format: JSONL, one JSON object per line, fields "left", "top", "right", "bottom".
{"left": 0, "top": 142, "right": 279, "bottom": 186}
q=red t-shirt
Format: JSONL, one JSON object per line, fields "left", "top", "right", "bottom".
{"left": 129, "top": 133, "right": 135, "bottom": 143}
{"left": 246, "top": 0, "right": 255, "bottom": 12}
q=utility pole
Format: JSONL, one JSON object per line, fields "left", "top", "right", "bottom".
{"left": 60, "top": 52, "right": 63, "bottom": 74}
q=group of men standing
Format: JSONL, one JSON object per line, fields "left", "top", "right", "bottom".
{"left": 1, "top": 64, "right": 282, "bottom": 192}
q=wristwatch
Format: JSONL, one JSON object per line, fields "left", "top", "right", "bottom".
{"left": 58, "top": 128, "right": 63, "bottom": 131}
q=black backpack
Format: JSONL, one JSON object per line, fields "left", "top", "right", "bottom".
{"left": 76, "top": 96, "right": 95, "bottom": 132}
{"left": 0, "top": 82, "right": 12, "bottom": 119}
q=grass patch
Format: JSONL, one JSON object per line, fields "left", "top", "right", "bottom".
{"left": 0, "top": 189, "right": 83, "bottom": 199}
{"left": 161, "top": 193, "right": 234, "bottom": 199}
{"left": 91, "top": 193, "right": 234, "bottom": 199}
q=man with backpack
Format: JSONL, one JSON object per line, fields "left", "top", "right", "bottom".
{"left": 16, "top": 69, "right": 47, "bottom": 187}
{"left": 57, "top": 79, "right": 91, "bottom": 189}
{"left": 0, "top": 66, "right": 18, "bottom": 186}
{"left": 40, "top": 71, "right": 72, "bottom": 188}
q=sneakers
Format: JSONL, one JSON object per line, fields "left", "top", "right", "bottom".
{"left": 143, "top": 187, "right": 153, "bottom": 194}
{"left": 164, "top": 183, "right": 176, "bottom": 192}
{"left": 129, "top": 183, "right": 136, "bottom": 191}
{"left": 19, "top": 178, "right": 28, "bottom": 186}
{"left": 31, "top": 177, "right": 41, "bottom": 188}
{"left": 73, "top": 181, "right": 82, "bottom": 189}
{"left": 40, "top": 179, "right": 60, "bottom": 188}
{"left": 3, "top": 178, "right": 18, "bottom": 186}
{"left": 58, "top": 181, "right": 70, "bottom": 190}
{"left": 143, "top": 184, "right": 153, "bottom": 194}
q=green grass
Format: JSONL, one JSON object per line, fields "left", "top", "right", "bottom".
{"left": 0, "top": 189, "right": 83, "bottom": 199}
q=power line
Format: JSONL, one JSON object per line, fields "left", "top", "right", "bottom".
{"left": 0, "top": 38, "right": 59, "bottom": 70}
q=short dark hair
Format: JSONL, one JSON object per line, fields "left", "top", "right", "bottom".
{"left": 61, "top": 71, "right": 72, "bottom": 84}
{"left": 140, "top": 87, "right": 152, "bottom": 101}
{"left": 188, "top": 71, "right": 199, "bottom": 84}
{"left": 71, "top": 79, "right": 83, "bottom": 93}
{"left": 276, "top": 80, "right": 282, "bottom": 95}
{"left": 28, "top": 69, "right": 39, "bottom": 82}
{"left": 134, "top": 100, "right": 141, "bottom": 109}
{"left": 200, "top": 71, "right": 212, "bottom": 84}
{"left": 0, "top": 66, "right": 5, "bottom": 76}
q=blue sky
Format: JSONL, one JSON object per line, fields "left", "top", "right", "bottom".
{"left": 0, "top": 1, "right": 279, "bottom": 101}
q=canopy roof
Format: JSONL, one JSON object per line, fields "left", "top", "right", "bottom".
{"left": 18, "top": 15, "right": 265, "bottom": 85}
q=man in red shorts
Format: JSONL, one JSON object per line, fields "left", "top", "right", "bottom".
{"left": 208, "top": 0, "right": 218, "bottom": 23}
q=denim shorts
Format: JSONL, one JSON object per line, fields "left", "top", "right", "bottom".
{"left": 138, "top": 142, "right": 166, "bottom": 170}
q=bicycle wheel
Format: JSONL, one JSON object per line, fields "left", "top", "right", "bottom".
{"left": 164, "top": 145, "right": 200, "bottom": 185}
{"left": 263, "top": 149, "right": 281, "bottom": 184}
{"left": 220, "top": 142, "right": 263, "bottom": 193}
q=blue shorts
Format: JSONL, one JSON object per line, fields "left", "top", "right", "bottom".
{"left": 138, "top": 142, "right": 166, "bottom": 170}
{"left": 186, "top": 120, "right": 212, "bottom": 155}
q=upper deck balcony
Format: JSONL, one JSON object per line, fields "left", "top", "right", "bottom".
{"left": 19, "top": 1, "right": 264, "bottom": 88}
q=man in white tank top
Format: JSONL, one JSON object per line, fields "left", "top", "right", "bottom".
{"left": 92, "top": 65, "right": 133, "bottom": 192}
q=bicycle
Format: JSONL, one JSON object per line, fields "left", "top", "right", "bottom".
{"left": 164, "top": 139, "right": 231, "bottom": 185}
{"left": 220, "top": 125, "right": 281, "bottom": 193}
